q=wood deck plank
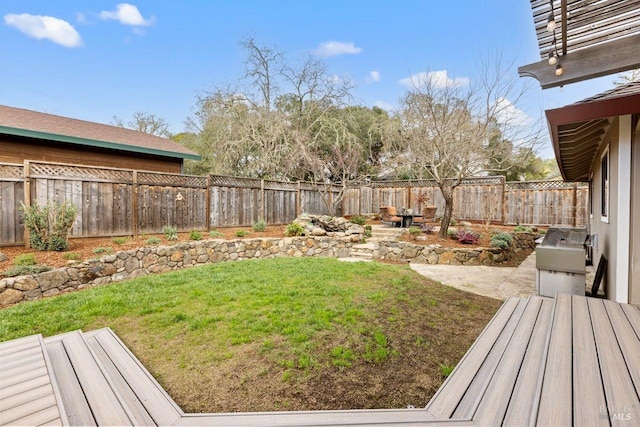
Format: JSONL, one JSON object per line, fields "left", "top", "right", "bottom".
{"left": 536, "top": 293, "right": 573, "bottom": 426}
{"left": 55, "top": 331, "right": 133, "bottom": 426}
{"left": 620, "top": 303, "right": 640, "bottom": 338}
{"left": 601, "top": 299, "right": 640, "bottom": 423}
{"left": 0, "top": 385, "right": 52, "bottom": 413}
{"left": 0, "top": 346, "right": 42, "bottom": 368}
{"left": 44, "top": 340, "right": 96, "bottom": 426}
{"left": 425, "top": 296, "right": 522, "bottom": 418}
{"left": 0, "top": 359, "right": 46, "bottom": 386}
{"left": 473, "top": 296, "right": 545, "bottom": 426}
{"left": 502, "top": 298, "right": 554, "bottom": 426}
{"left": 452, "top": 298, "right": 527, "bottom": 419}
{"left": 91, "top": 328, "right": 182, "bottom": 425}
{"left": 588, "top": 297, "right": 640, "bottom": 425}
{"left": 86, "top": 333, "right": 156, "bottom": 426}
{"left": 572, "top": 295, "right": 608, "bottom": 426}
{"left": 0, "top": 336, "right": 40, "bottom": 358}
{"left": 0, "top": 375, "right": 50, "bottom": 399}
{"left": 0, "top": 366, "right": 48, "bottom": 390}
{"left": 11, "top": 405, "right": 60, "bottom": 427}
{"left": 0, "top": 394, "right": 56, "bottom": 425}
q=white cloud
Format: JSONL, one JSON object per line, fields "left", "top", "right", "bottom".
{"left": 313, "top": 41, "right": 362, "bottom": 57}
{"left": 398, "top": 70, "right": 469, "bottom": 89}
{"left": 4, "top": 13, "right": 82, "bottom": 47}
{"left": 493, "top": 97, "right": 532, "bottom": 127}
{"left": 330, "top": 74, "right": 342, "bottom": 84}
{"left": 374, "top": 100, "right": 396, "bottom": 111}
{"left": 365, "top": 70, "right": 381, "bottom": 84}
{"left": 99, "top": 3, "right": 155, "bottom": 26}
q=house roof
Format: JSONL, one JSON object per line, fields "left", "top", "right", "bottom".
{"left": 0, "top": 105, "right": 200, "bottom": 161}
{"left": 546, "top": 80, "right": 640, "bottom": 181}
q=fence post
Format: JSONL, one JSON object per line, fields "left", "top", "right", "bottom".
{"left": 261, "top": 179, "right": 266, "bottom": 221}
{"left": 573, "top": 182, "right": 578, "bottom": 226}
{"left": 22, "top": 160, "right": 31, "bottom": 248}
{"left": 206, "top": 175, "right": 211, "bottom": 231}
{"left": 501, "top": 177, "right": 507, "bottom": 225}
{"left": 132, "top": 170, "right": 138, "bottom": 239}
{"left": 296, "top": 181, "right": 301, "bottom": 217}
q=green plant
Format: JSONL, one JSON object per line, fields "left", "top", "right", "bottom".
{"left": 92, "top": 247, "right": 113, "bottom": 255}
{"left": 447, "top": 228, "right": 458, "bottom": 239}
{"left": 63, "top": 252, "right": 81, "bottom": 261}
{"left": 2, "top": 264, "right": 51, "bottom": 277}
{"left": 364, "top": 225, "right": 372, "bottom": 238}
{"left": 209, "top": 230, "right": 224, "bottom": 238}
{"left": 408, "top": 227, "right": 421, "bottom": 240}
{"left": 450, "top": 218, "right": 457, "bottom": 226}
{"left": 285, "top": 222, "right": 305, "bottom": 237}
{"left": 189, "top": 230, "right": 203, "bottom": 240}
{"left": 13, "top": 253, "right": 37, "bottom": 266}
{"left": 514, "top": 225, "right": 533, "bottom": 233}
{"left": 146, "top": 237, "right": 162, "bottom": 245}
{"left": 235, "top": 230, "right": 250, "bottom": 238}
{"left": 349, "top": 215, "right": 366, "bottom": 226}
{"left": 112, "top": 237, "right": 129, "bottom": 245}
{"left": 330, "top": 346, "right": 355, "bottom": 368}
{"left": 252, "top": 219, "right": 267, "bottom": 232}
{"left": 163, "top": 226, "right": 179, "bottom": 241}
{"left": 20, "top": 201, "right": 78, "bottom": 252}
{"left": 490, "top": 232, "right": 513, "bottom": 250}
{"left": 456, "top": 229, "right": 480, "bottom": 245}
{"left": 440, "top": 363, "right": 455, "bottom": 378}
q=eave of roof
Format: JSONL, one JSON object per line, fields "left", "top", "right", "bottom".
{"left": 546, "top": 83, "right": 640, "bottom": 182}
{"left": 0, "top": 125, "right": 201, "bottom": 161}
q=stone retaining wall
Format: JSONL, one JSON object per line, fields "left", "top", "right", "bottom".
{"left": 0, "top": 232, "right": 538, "bottom": 307}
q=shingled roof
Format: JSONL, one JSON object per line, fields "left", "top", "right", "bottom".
{"left": 0, "top": 105, "right": 200, "bottom": 160}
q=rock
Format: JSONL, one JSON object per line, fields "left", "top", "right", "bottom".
{"left": 0, "top": 252, "right": 8, "bottom": 262}
{"left": 311, "top": 227, "right": 326, "bottom": 236}
{"left": 36, "top": 270, "right": 69, "bottom": 291}
{"left": 0, "top": 289, "right": 23, "bottom": 306}
{"left": 13, "top": 277, "right": 39, "bottom": 291}
{"left": 460, "top": 221, "right": 472, "bottom": 227}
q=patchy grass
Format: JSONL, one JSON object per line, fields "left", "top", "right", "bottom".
{"left": 0, "top": 258, "right": 500, "bottom": 412}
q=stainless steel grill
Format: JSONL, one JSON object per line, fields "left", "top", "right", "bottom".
{"left": 536, "top": 226, "right": 587, "bottom": 297}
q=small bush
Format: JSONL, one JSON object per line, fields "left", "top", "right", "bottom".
{"left": 349, "top": 215, "right": 366, "bottom": 226}
{"left": 492, "top": 232, "right": 513, "bottom": 244}
{"left": 92, "top": 247, "right": 113, "bottom": 255}
{"left": 490, "top": 238, "right": 509, "bottom": 250}
{"left": 285, "top": 222, "right": 305, "bottom": 237}
{"left": 447, "top": 228, "right": 458, "bottom": 239}
{"left": 209, "top": 230, "right": 224, "bottom": 238}
{"left": 14, "top": 254, "right": 37, "bottom": 266}
{"left": 456, "top": 229, "right": 480, "bottom": 245}
{"left": 450, "top": 218, "right": 457, "bottom": 226}
{"left": 408, "top": 227, "right": 421, "bottom": 240}
{"left": 364, "top": 225, "right": 372, "bottom": 238}
{"left": 112, "top": 237, "right": 129, "bottom": 245}
{"left": 163, "top": 226, "right": 179, "bottom": 241}
{"left": 145, "top": 237, "right": 162, "bottom": 245}
{"left": 2, "top": 264, "right": 51, "bottom": 277}
{"left": 235, "top": 230, "right": 250, "bottom": 238}
{"left": 63, "top": 252, "right": 81, "bottom": 261}
{"left": 189, "top": 230, "right": 203, "bottom": 241}
{"left": 21, "top": 201, "right": 78, "bottom": 252}
{"left": 514, "top": 225, "right": 533, "bottom": 233}
{"left": 252, "top": 219, "right": 267, "bottom": 232}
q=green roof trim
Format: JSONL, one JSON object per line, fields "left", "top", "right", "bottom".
{"left": 0, "top": 125, "right": 202, "bottom": 161}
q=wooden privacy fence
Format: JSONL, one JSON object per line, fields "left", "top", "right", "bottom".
{"left": 342, "top": 176, "right": 588, "bottom": 227}
{"left": 0, "top": 161, "right": 337, "bottom": 246}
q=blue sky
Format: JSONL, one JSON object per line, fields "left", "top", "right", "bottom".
{"left": 0, "top": 1, "right": 622, "bottom": 158}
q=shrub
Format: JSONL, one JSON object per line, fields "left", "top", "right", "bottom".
{"left": 364, "top": 225, "right": 372, "bottom": 238}
{"left": 163, "top": 226, "right": 179, "bottom": 241}
{"left": 450, "top": 218, "right": 457, "bottom": 226}
{"left": 14, "top": 254, "right": 37, "bottom": 266}
{"left": 235, "top": 230, "right": 250, "bottom": 238}
{"left": 209, "top": 230, "right": 224, "bottom": 238}
{"left": 189, "top": 230, "right": 203, "bottom": 240}
{"left": 63, "top": 252, "right": 81, "bottom": 261}
{"left": 285, "top": 222, "right": 305, "bottom": 237}
{"left": 408, "top": 227, "right": 422, "bottom": 240}
{"left": 447, "top": 228, "right": 458, "bottom": 239}
{"left": 492, "top": 232, "right": 513, "bottom": 245}
{"left": 112, "top": 237, "right": 129, "bottom": 245}
{"left": 514, "top": 225, "right": 533, "bottom": 233}
{"left": 490, "top": 238, "right": 509, "bottom": 250}
{"left": 20, "top": 201, "right": 78, "bottom": 252}
{"left": 92, "top": 247, "right": 113, "bottom": 255}
{"left": 252, "top": 219, "right": 267, "bottom": 232}
{"left": 349, "top": 215, "right": 366, "bottom": 226}
{"left": 2, "top": 264, "right": 51, "bottom": 277}
{"left": 456, "top": 229, "right": 480, "bottom": 245}
{"left": 145, "top": 237, "right": 161, "bottom": 245}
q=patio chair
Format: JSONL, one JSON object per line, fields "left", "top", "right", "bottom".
{"left": 411, "top": 206, "right": 437, "bottom": 226}
{"left": 380, "top": 206, "right": 402, "bottom": 227}
{"left": 586, "top": 254, "right": 607, "bottom": 298}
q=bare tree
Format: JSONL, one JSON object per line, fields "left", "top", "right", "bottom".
{"left": 614, "top": 69, "right": 640, "bottom": 86}
{"left": 391, "top": 54, "right": 543, "bottom": 237}
{"left": 112, "top": 112, "right": 171, "bottom": 137}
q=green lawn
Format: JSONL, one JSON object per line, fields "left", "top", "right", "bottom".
{"left": 0, "top": 257, "right": 501, "bottom": 412}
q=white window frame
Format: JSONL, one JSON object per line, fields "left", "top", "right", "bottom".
{"left": 601, "top": 145, "right": 609, "bottom": 223}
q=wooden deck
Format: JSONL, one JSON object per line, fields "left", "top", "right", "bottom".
{"left": 2, "top": 294, "right": 640, "bottom": 426}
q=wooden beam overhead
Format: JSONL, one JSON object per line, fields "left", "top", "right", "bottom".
{"left": 518, "top": 33, "right": 640, "bottom": 89}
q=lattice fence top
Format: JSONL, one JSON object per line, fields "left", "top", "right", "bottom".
{"left": 138, "top": 172, "right": 207, "bottom": 188}
{"left": 265, "top": 180, "right": 298, "bottom": 191}
{"left": 29, "top": 162, "right": 134, "bottom": 182}
{"left": 365, "top": 176, "right": 505, "bottom": 188}
{"left": 209, "top": 175, "right": 262, "bottom": 188}
{"left": 506, "top": 180, "right": 588, "bottom": 190}
{"left": 0, "top": 163, "right": 23, "bottom": 180}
